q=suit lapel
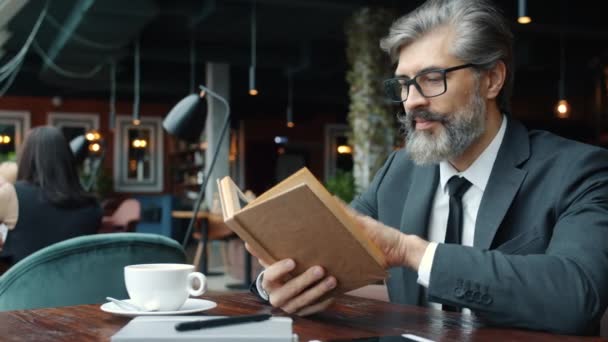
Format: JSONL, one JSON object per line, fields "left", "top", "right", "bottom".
{"left": 474, "top": 118, "right": 530, "bottom": 249}
{"left": 392, "top": 164, "right": 438, "bottom": 305}
{"left": 400, "top": 165, "right": 439, "bottom": 238}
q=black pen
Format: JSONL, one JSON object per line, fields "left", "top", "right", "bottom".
{"left": 175, "top": 314, "right": 272, "bottom": 332}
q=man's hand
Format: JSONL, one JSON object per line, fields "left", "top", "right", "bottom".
{"left": 245, "top": 243, "right": 336, "bottom": 315}
{"left": 342, "top": 204, "right": 429, "bottom": 270}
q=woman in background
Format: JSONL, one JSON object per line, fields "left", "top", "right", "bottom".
{"left": 0, "top": 126, "right": 102, "bottom": 267}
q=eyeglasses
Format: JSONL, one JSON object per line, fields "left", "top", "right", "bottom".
{"left": 383, "top": 63, "right": 476, "bottom": 103}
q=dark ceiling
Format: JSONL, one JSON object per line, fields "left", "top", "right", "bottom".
{"left": 2, "top": 0, "right": 608, "bottom": 123}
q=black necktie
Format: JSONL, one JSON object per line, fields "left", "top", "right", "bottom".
{"left": 443, "top": 176, "right": 472, "bottom": 312}
{"left": 445, "top": 176, "right": 472, "bottom": 245}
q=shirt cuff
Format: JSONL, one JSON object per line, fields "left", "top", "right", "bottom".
{"left": 416, "top": 242, "right": 439, "bottom": 288}
{"left": 255, "top": 270, "right": 270, "bottom": 301}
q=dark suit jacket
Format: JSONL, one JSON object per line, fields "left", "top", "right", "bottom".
{"left": 351, "top": 118, "right": 608, "bottom": 335}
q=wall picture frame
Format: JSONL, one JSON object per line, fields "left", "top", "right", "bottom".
{"left": 113, "top": 115, "right": 164, "bottom": 192}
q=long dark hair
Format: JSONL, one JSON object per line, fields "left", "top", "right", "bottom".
{"left": 17, "top": 126, "right": 98, "bottom": 207}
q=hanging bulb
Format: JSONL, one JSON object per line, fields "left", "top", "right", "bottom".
{"left": 249, "top": 66, "right": 258, "bottom": 96}
{"left": 249, "top": 1, "right": 258, "bottom": 96}
{"left": 556, "top": 38, "right": 568, "bottom": 119}
{"left": 286, "top": 104, "right": 294, "bottom": 128}
{"left": 517, "top": 0, "right": 531, "bottom": 24}
{"left": 132, "top": 39, "right": 141, "bottom": 126}
{"left": 555, "top": 99, "right": 570, "bottom": 118}
{"left": 286, "top": 71, "right": 295, "bottom": 128}
{"left": 517, "top": 16, "right": 531, "bottom": 24}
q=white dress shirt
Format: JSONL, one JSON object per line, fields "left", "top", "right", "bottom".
{"left": 417, "top": 115, "right": 506, "bottom": 311}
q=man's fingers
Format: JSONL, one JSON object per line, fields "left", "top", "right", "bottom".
{"left": 281, "top": 276, "right": 337, "bottom": 314}
{"left": 269, "top": 265, "right": 326, "bottom": 308}
{"left": 294, "top": 297, "right": 335, "bottom": 316}
{"left": 262, "top": 259, "right": 296, "bottom": 288}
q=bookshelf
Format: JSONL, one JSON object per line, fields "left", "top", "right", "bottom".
{"left": 168, "top": 140, "right": 207, "bottom": 194}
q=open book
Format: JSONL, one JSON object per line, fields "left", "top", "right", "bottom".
{"left": 217, "top": 167, "right": 387, "bottom": 296}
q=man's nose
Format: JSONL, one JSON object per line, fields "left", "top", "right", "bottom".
{"left": 404, "top": 85, "right": 429, "bottom": 112}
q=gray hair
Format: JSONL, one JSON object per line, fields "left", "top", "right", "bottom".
{"left": 380, "top": 0, "right": 513, "bottom": 114}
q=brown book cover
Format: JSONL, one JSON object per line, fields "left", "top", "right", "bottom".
{"left": 217, "top": 167, "right": 387, "bottom": 296}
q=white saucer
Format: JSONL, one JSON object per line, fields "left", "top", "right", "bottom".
{"left": 100, "top": 298, "right": 217, "bottom": 317}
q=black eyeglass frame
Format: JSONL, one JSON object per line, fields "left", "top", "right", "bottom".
{"left": 383, "top": 63, "right": 477, "bottom": 103}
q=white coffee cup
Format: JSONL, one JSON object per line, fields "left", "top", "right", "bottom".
{"left": 124, "top": 263, "right": 207, "bottom": 311}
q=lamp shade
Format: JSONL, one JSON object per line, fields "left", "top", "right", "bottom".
{"left": 69, "top": 135, "right": 88, "bottom": 163}
{"left": 162, "top": 93, "right": 207, "bottom": 142}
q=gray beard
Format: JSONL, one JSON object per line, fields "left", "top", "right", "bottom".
{"left": 400, "top": 90, "right": 486, "bottom": 165}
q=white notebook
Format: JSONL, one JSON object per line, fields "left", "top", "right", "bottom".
{"left": 111, "top": 315, "right": 296, "bottom": 342}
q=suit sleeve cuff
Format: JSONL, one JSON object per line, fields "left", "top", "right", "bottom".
{"left": 417, "top": 242, "right": 439, "bottom": 288}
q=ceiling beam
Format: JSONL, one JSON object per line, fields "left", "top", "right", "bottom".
{"left": 40, "top": 0, "right": 96, "bottom": 73}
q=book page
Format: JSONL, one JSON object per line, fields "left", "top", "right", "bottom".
{"left": 217, "top": 176, "right": 251, "bottom": 219}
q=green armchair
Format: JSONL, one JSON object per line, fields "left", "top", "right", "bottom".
{"left": 0, "top": 233, "right": 186, "bottom": 311}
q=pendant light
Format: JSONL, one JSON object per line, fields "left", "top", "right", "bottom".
{"left": 517, "top": 0, "right": 531, "bottom": 24}
{"left": 132, "top": 38, "right": 141, "bottom": 125}
{"left": 248, "top": 0, "right": 258, "bottom": 96}
{"left": 555, "top": 34, "right": 570, "bottom": 119}
{"left": 286, "top": 70, "right": 295, "bottom": 128}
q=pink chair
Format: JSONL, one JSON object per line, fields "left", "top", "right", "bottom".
{"left": 99, "top": 199, "right": 141, "bottom": 233}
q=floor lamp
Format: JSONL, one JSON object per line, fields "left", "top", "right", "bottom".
{"left": 163, "top": 85, "right": 231, "bottom": 276}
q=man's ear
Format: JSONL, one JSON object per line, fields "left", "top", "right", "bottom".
{"left": 484, "top": 60, "right": 506, "bottom": 100}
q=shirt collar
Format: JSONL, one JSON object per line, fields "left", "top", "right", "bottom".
{"left": 439, "top": 114, "right": 507, "bottom": 193}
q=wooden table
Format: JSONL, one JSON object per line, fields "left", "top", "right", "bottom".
{"left": 171, "top": 210, "right": 212, "bottom": 220}
{"left": 0, "top": 292, "right": 604, "bottom": 341}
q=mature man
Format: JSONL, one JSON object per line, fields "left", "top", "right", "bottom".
{"left": 249, "top": 0, "right": 608, "bottom": 335}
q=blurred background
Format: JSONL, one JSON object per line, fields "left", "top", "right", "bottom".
{"left": 1, "top": 0, "right": 607, "bottom": 208}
